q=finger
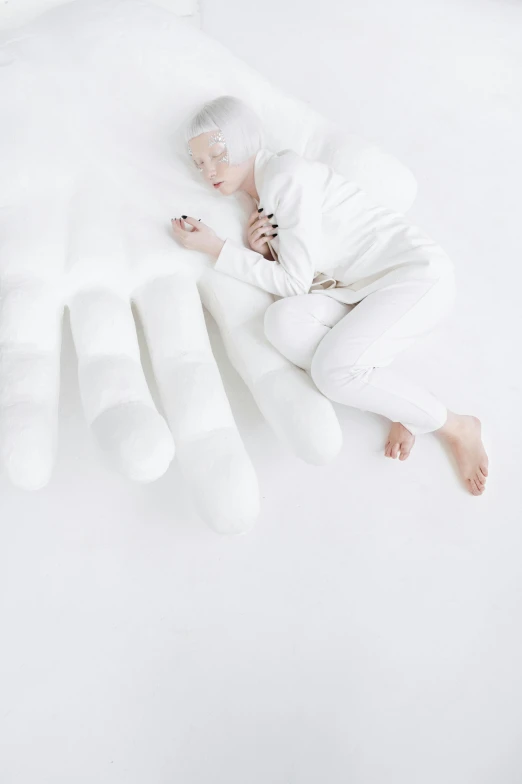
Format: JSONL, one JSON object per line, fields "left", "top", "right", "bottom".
{"left": 247, "top": 208, "right": 263, "bottom": 227}
{"left": 171, "top": 218, "right": 189, "bottom": 236}
{"left": 133, "top": 274, "right": 259, "bottom": 535}
{"left": 68, "top": 287, "right": 174, "bottom": 482}
{"left": 252, "top": 216, "right": 271, "bottom": 232}
{"left": 180, "top": 216, "right": 199, "bottom": 228}
{"left": 65, "top": 186, "right": 175, "bottom": 482}
{"left": 253, "top": 221, "right": 277, "bottom": 234}
{"left": 252, "top": 232, "right": 271, "bottom": 250}
{"left": 198, "top": 271, "right": 342, "bottom": 465}
{"left": 0, "top": 208, "right": 64, "bottom": 489}
{"left": 171, "top": 219, "right": 189, "bottom": 243}
{"left": 0, "top": 280, "right": 62, "bottom": 489}
{"left": 248, "top": 214, "right": 268, "bottom": 233}
{"left": 251, "top": 226, "right": 267, "bottom": 242}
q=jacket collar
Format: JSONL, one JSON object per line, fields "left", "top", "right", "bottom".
{"left": 253, "top": 147, "right": 275, "bottom": 205}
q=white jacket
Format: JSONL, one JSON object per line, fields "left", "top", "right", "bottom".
{"left": 214, "top": 147, "right": 452, "bottom": 304}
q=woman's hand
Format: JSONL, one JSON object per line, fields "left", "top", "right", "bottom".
{"left": 247, "top": 208, "right": 278, "bottom": 260}
{"left": 170, "top": 216, "right": 225, "bottom": 259}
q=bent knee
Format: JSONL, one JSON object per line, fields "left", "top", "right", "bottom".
{"left": 310, "top": 347, "right": 364, "bottom": 397}
{"left": 263, "top": 297, "right": 307, "bottom": 347}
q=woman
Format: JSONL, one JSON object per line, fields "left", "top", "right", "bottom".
{"left": 171, "top": 96, "right": 488, "bottom": 496}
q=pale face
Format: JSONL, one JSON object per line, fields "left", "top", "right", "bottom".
{"left": 187, "top": 130, "right": 248, "bottom": 196}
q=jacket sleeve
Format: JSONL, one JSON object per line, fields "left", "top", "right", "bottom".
{"left": 213, "top": 162, "right": 323, "bottom": 297}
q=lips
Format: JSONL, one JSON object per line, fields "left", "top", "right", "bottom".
{"left": 213, "top": 181, "right": 223, "bottom": 189}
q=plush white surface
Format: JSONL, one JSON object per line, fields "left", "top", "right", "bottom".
{"left": 0, "top": 0, "right": 521, "bottom": 781}
{"left": 0, "top": 0, "right": 416, "bottom": 531}
{"left": 0, "top": 0, "right": 201, "bottom": 29}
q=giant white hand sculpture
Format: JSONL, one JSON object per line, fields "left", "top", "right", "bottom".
{"left": 0, "top": 0, "right": 417, "bottom": 534}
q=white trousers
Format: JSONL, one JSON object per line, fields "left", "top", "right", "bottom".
{"left": 263, "top": 267, "right": 456, "bottom": 435}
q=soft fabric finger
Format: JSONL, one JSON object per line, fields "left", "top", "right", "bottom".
{"left": 134, "top": 273, "right": 259, "bottom": 535}
{"left": 198, "top": 270, "right": 342, "bottom": 466}
{"left": 69, "top": 287, "right": 174, "bottom": 482}
{"left": 0, "top": 280, "right": 63, "bottom": 489}
{"left": 0, "top": 206, "right": 65, "bottom": 489}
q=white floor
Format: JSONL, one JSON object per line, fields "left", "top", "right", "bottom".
{"left": 1, "top": 0, "right": 522, "bottom": 781}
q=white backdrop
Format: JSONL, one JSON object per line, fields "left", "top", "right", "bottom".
{"left": 1, "top": 0, "right": 522, "bottom": 782}
{"left": 0, "top": 0, "right": 200, "bottom": 27}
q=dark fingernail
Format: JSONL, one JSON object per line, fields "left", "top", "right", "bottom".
{"left": 268, "top": 213, "right": 273, "bottom": 218}
{"left": 273, "top": 233, "right": 278, "bottom": 237}
{"left": 198, "top": 218, "right": 201, "bottom": 221}
{"left": 258, "top": 207, "right": 263, "bottom": 212}
{"left": 272, "top": 224, "right": 278, "bottom": 228}
{"left": 182, "top": 214, "right": 187, "bottom": 218}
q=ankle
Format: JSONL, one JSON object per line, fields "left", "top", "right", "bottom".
{"left": 437, "top": 410, "right": 462, "bottom": 440}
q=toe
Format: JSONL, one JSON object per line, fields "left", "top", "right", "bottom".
{"left": 476, "top": 476, "right": 486, "bottom": 492}
{"left": 470, "top": 478, "right": 483, "bottom": 496}
{"left": 480, "top": 464, "right": 489, "bottom": 479}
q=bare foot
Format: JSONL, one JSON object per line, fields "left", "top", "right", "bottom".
{"left": 438, "top": 412, "right": 489, "bottom": 496}
{"left": 385, "top": 422, "right": 415, "bottom": 461}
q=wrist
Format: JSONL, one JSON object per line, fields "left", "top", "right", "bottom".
{"left": 211, "top": 238, "right": 225, "bottom": 260}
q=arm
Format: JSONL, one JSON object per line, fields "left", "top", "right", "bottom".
{"left": 214, "top": 164, "right": 323, "bottom": 297}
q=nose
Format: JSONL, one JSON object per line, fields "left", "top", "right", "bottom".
{"left": 201, "top": 164, "right": 218, "bottom": 180}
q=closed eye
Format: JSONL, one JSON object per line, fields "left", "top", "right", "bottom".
{"left": 194, "top": 154, "right": 222, "bottom": 166}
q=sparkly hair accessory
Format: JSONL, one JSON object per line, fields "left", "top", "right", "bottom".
{"left": 208, "top": 130, "right": 226, "bottom": 147}
{"left": 188, "top": 129, "right": 229, "bottom": 168}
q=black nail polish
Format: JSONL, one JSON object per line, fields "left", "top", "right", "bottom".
{"left": 182, "top": 215, "right": 187, "bottom": 219}
{"left": 257, "top": 207, "right": 263, "bottom": 212}
{"left": 272, "top": 224, "right": 278, "bottom": 228}
{"left": 268, "top": 213, "right": 273, "bottom": 219}
{"left": 273, "top": 233, "right": 278, "bottom": 237}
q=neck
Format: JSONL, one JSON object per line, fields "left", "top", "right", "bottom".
{"left": 238, "top": 152, "right": 261, "bottom": 202}
{"left": 239, "top": 171, "right": 259, "bottom": 202}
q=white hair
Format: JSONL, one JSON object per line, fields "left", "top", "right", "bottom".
{"left": 183, "top": 95, "right": 265, "bottom": 167}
